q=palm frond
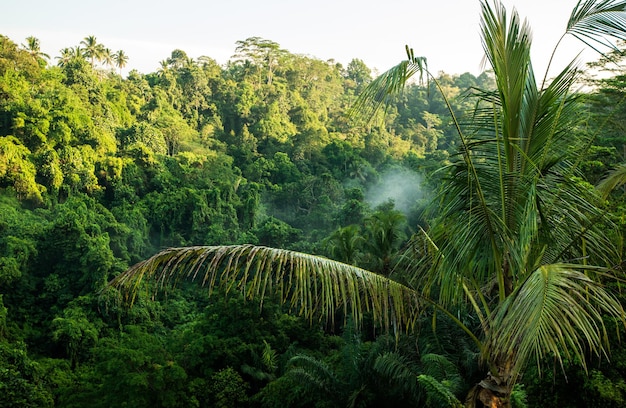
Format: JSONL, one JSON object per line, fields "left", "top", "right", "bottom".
{"left": 597, "top": 163, "right": 626, "bottom": 198}
{"left": 480, "top": 0, "right": 533, "bottom": 151}
{"left": 109, "top": 245, "right": 420, "bottom": 331}
{"left": 527, "top": 61, "right": 581, "bottom": 167}
{"left": 487, "top": 263, "right": 625, "bottom": 380}
{"left": 350, "top": 48, "right": 427, "bottom": 123}
{"left": 567, "top": 0, "right": 626, "bottom": 53}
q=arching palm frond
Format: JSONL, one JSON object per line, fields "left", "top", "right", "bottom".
{"left": 350, "top": 48, "right": 427, "bottom": 123}
{"left": 110, "top": 245, "right": 420, "bottom": 332}
{"left": 597, "top": 163, "right": 626, "bottom": 198}
{"left": 487, "top": 263, "right": 625, "bottom": 381}
{"left": 567, "top": 0, "right": 626, "bottom": 53}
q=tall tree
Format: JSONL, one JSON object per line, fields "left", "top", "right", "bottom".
{"left": 80, "top": 35, "right": 104, "bottom": 66}
{"left": 56, "top": 48, "right": 71, "bottom": 66}
{"left": 113, "top": 49, "right": 129, "bottom": 75}
{"left": 55, "top": 47, "right": 80, "bottom": 67}
{"left": 21, "top": 36, "right": 49, "bottom": 62}
{"left": 345, "top": 58, "right": 372, "bottom": 94}
{"left": 101, "top": 47, "right": 113, "bottom": 69}
{"left": 356, "top": 1, "right": 626, "bottom": 405}
{"left": 110, "top": 2, "right": 626, "bottom": 407}
{"left": 232, "top": 37, "right": 286, "bottom": 86}
{"left": 323, "top": 224, "right": 364, "bottom": 265}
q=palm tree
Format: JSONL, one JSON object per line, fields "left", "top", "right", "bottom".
{"left": 113, "top": 50, "right": 129, "bottom": 75}
{"left": 56, "top": 48, "right": 73, "bottom": 67}
{"left": 283, "top": 334, "right": 466, "bottom": 406}
{"left": 110, "top": 2, "right": 626, "bottom": 406}
{"left": 21, "top": 36, "right": 49, "bottom": 61}
{"left": 80, "top": 35, "right": 104, "bottom": 66}
{"left": 362, "top": 209, "right": 406, "bottom": 276}
{"left": 157, "top": 59, "right": 169, "bottom": 73}
{"left": 101, "top": 47, "right": 114, "bottom": 69}
{"left": 55, "top": 46, "right": 83, "bottom": 67}
{"left": 323, "top": 224, "right": 364, "bottom": 265}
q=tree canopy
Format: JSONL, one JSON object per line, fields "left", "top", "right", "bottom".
{"left": 3, "top": 2, "right": 626, "bottom": 407}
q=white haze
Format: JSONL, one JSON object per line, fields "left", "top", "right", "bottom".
{"left": 365, "top": 168, "right": 426, "bottom": 215}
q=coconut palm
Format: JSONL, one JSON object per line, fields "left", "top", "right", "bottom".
{"left": 110, "top": 1, "right": 626, "bottom": 407}
{"left": 323, "top": 225, "right": 364, "bottom": 266}
{"left": 55, "top": 46, "right": 83, "bottom": 67}
{"left": 80, "top": 35, "right": 104, "bottom": 66}
{"left": 101, "top": 47, "right": 114, "bottom": 69}
{"left": 113, "top": 50, "right": 129, "bottom": 75}
{"left": 21, "top": 36, "right": 49, "bottom": 61}
{"left": 362, "top": 209, "right": 407, "bottom": 276}
{"left": 356, "top": 0, "right": 626, "bottom": 404}
{"left": 56, "top": 48, "right": 73, "bottom": 67}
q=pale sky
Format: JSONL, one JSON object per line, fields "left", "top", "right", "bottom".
{"left": 1, "top": 0, "right": 603, "bottom": 77}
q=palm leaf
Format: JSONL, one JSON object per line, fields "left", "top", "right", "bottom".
{"left": 350, "top": 49, "right": 427, "bottom": 122}
{"left": 415, "top": 0, "right": 619, "bottom": 307}
{"left": 487, "top": 263, "right": 625, "bottom": 380}
{"left": 567, "top": 0, "right": 626, "bottom": 53}
{"left": 109, "top": 245, "right": 420, "bottom": 332}
{"left": 480, "top": 0, "right": 533, "bottom": 150}
{"left": 597, "top": 163, "right": 626, "bottom": 198}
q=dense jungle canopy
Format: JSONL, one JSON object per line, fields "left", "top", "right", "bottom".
{"left": 3, "top": 1, "right": 626, "bottom": 406}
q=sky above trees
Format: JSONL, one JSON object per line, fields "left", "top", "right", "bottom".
{"left": 2, "top": 0, "right": 597, "bottom": 76}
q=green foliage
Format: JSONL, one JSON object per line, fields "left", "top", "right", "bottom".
{"left": 254, "top": 216, "right": 301, "bottom": 248}
{"left": 38, "top": 196, "right": 119, "bottom": 296}
{"left": 416, "top": 375, "right": 463, "bottom": 408}
{"left": 63, "top": 325, "right": 192, "bottom": 408}
{"left": 0, "top": 296, "right": 7, "bottom": 337}
{"left": 3, "top": 12, "right": 626, "bottom": 407}
{"left": 510, "top": 384, "right": 528, "bottom": 408}
{"left": 0, "top": 194, "right": 44, "bottom": 291}
{"left": 51, "top": 303, "right": 99, "bottom": 367}
{"left": 0, "top": 340, "right": 53, "bottom": 408}
{"left": 209, "top": 367, "right": 250, "bottom": 408}
{"left": 0, "top": 136, "right": 43, "bottom": 203}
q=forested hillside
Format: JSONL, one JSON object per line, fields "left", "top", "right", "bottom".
{"left": 2, "top": 19, "right": 626, "bottom": 407}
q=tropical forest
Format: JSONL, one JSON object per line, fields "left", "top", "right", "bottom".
{"left": 4, "top": 1, "right": 626, "bottom": 407}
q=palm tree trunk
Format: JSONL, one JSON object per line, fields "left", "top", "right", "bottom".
{"left": 465, "top": 360, "right": 513, "bottom": 408}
